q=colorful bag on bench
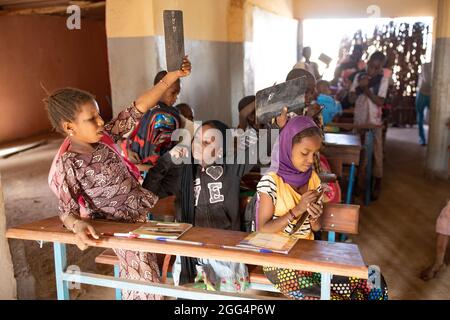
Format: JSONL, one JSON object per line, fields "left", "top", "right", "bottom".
{"left": 318, "top": 154, "right": 341, "bottom": 203}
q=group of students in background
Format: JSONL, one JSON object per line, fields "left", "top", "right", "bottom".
{"left": 43, "top": 46, "right": 402, "bottom": 300}
{"left": 300, "top": 46, "right": 449, "bottom": 284}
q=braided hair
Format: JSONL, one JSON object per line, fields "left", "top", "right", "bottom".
{"left": 44, "top": 87, "right": 95, "bottom": 134}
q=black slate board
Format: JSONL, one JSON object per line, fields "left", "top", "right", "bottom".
{"left": 255, "top": 76, "right": 307, "bottom": 125}
{"left": 163, "top": 10, "right": 185, "bottom": 72}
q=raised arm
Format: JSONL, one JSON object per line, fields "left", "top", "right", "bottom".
{"left": 135, "top": 56, "right": 191, "bottom": 113}
{"left": 104, "top": 56, "right": 192, "bottom": 142}
{"left": 238, "top": 100, "right": 256, "bottom": 130}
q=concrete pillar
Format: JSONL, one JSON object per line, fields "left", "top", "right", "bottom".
{"left": 0, "top": 175, "right": 17, "bottom": 299}
{"left": 426, "top": 0, "right": 450, "bottom": 178}
{"left": 106, "top": 0, "right": 158, "bottom": 116}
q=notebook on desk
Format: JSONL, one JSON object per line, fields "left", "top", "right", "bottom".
{"left": 131, "top": 221, "right": 192, "bottom": 240}
{"left": 237, "top": 232, "right": 298, "bottom": 254}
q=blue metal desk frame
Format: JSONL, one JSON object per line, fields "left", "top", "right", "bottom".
{"left": 52, "top": 242, "right": 334, "bottom": 300}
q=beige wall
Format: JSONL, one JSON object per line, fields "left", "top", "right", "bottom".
{"left": 294, "top": 0, "right": 438, "bottom": 19}
{"left": 248, "top": 0, "right": 294, "bottom": 17}
{"left": 107, "top": 0, "right": 231, "bottom": 41}
{"left": 106, "top": 0, "right": 440, "bottom": 40}
{"left": 106, "top": 0, "right": 155, "bottom": 37}
{"left": 153, "top": 0, "right": 230, "bottom": 41}
{"left": 106, "top": 0, "right": 294, "bottom": 41}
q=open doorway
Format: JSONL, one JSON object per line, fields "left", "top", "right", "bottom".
{"left": 252, "top": 7, "right": 299, "bottom": 92}
{"left": 303, "top": 16, "right": 433, "bottom": 127}
{"left": 303, "top": 16, "right": 433, "bottom": 81}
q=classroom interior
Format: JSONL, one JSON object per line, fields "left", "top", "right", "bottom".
{"left": 0, "top": 0, "right": 449, "bottom": 300}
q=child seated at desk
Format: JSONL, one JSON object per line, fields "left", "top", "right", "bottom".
{"left": 285, "top": 68, "right": 341, "bottom": 203}
{"left": 46, "top": 57, "right": 191, "bottom": 300}
{"left": 144, "top": 103, "right": 289, "bottom": 291}
{"left": 146, "top": 121, "right": 255, "bottom": 292}
{"left": 256, "top": 116, "right": 388, "bottom": 300}
{"left": 316, "top": 80, "right": 343, "bottom": 131}
{"left": 142, "top": 102, "right": 196, "bottom": 199}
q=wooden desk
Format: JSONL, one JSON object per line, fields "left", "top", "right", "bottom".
{"left": 322, "top": 133, "right": 362, "bottom": 207}
{"left": 324, "top": 125, "right": 381, "bottom": 206}
{"left": 323, "top": 133, "right": 362, "bottom": 166}
{"left": 6, "top": 217, "right": 368, "bottom": 300}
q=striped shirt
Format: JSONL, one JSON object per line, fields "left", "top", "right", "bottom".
{"left": 256, "top": 174, "right": 312, "bottom": 239}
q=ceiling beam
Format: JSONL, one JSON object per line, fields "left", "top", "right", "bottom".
{"left": 0, "top": 0, "right": 104, "bottom": 16}
{"left": 0, "top": 1, "right": 69, "bottom": 10}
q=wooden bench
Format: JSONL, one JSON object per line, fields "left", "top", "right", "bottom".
{"left": 95, "top": 203, "right": 360, "bottom": 297}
